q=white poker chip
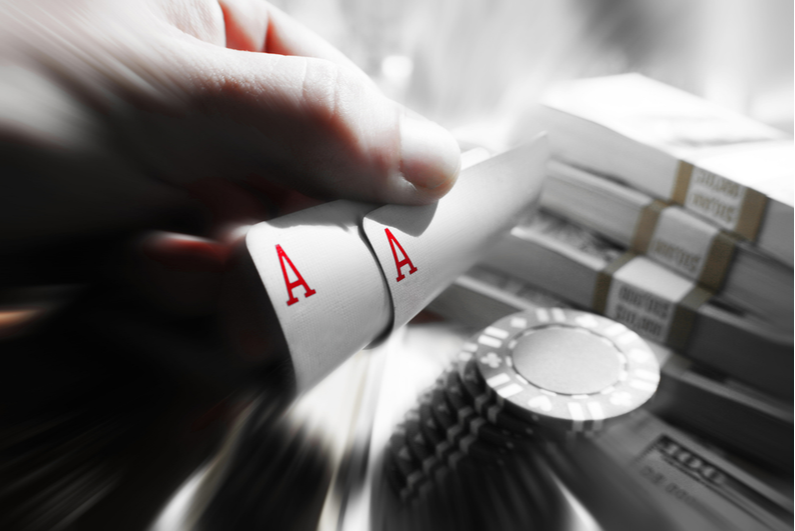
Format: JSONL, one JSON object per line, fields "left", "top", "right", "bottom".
{"left": 474, "top": 308, "right": 659, "bottom": 433}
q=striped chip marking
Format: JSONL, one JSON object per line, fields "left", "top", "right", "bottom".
{"left": 446, "top": 424, "right": 463, "bottom": 443}
{"left": 457, "top": 406, "right": 475, "bottom": 423}
{"left": 422, "top": 456, "right": 439, "bottom": 475}
{"left": 575, "top": 314, "right": 599, "bottom": 328}
{"left": 480, "top": 352, "right": 502, "bottom": 368}
{"left": 496, "top": 383, "right": 523, "bottom": 398}
{"left": 448, "top": 451, "right": 465, "bottom": 470}
{"left": 486, "top": 405, "right": 501, "bottom": 424}
{"left": 470, "top": 417, "right": 486, "bottom": 435}
{"left": 603, "top": 323, "right": 626, "bottom": 337}
{"left": 528, "top": 395, "right": 552, "bottom": 412}
{"left": 630, "top": 380, "right": 657, "bottom": 392}
{"left": 435, "top": 440, "right": 452, "bottom": 461}
{"left": 616, "top": 330, "right": 640, "bottom": 346}
{"left": 629, "top": 348, "right": 652, "bottom": 363}
{"left": 473, "top": 308, "right": 660, "bottom": 432}
{"left": 634, "top": 369, "right": 660, "bottom": 382}
{"left": 474, "top": 394, "right": 491, "bottom": 414}
{"left": 567, "top": 402, "right": 585, "bottom": 431}
{"left": 398, "top": 447, "right": 412, "bottom": 461}
{"left": 460, "top": 434, "right": 477, "bottom": 454}
{"left": 478, "top": 334, "right": 502, "bottom": 348}
{"left": 407, "top": 470, "right": 424, "bottom": 489}
{"left": 586, "top": 401, "right": 605, "bottom": 421}
{"left": 484, "top": 326, "right": 510, "bottom": 339}
{"left": 486, "top": 373, "right": 510, "bottom": 388}
{"left": 510, "top": 317, "right": 528, "bottom": 328}
{"left": 567, "top": 402, "right": 585, "bottom": 421}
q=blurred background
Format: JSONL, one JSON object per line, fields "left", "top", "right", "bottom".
{"left": 272, "top": 0, "right": 793, "bottom": 141}
{"left": 1, "top": 1, "right": 791, "bottom": 530}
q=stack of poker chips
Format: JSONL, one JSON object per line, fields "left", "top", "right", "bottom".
{"left": 428, "top": 266, "right": 793, "bottom": 471}
{"left": 379, "top": 309, "right": 662, "bottom": 531}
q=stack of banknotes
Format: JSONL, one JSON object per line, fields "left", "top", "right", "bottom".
{"left": 426, "top": 74, "right": 793, "bottom": 529}
{"left": 484, "top": 74, "right": 793, "bottom": 401}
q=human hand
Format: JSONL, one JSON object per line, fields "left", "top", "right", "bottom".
{"left": 0, "top": 0, "right": 461, "bottom": 248}
{"left": 3, "top": 3, "right": 468, "bottom": 525}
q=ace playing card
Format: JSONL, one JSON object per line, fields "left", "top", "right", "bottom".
{"left": 245, "top": 200, "right": 391, "bottom": 390}
{"left": 362, "top": 135, "right": 548, "bottom": 331}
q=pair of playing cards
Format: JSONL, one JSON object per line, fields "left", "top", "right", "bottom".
{"left": 244, "top": 136, "right": 548, "bottom": 391}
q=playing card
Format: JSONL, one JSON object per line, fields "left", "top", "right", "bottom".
{"left": 362, "top": 135, "right": 549, "bottom": 331}
{"left": 244, "top": 200, "right": 391, "bottom": 391}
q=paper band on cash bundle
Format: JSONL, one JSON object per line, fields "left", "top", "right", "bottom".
{"left": 671, "top": 161, "right": 768, "bottom": 242}
{"left": 593, "top": 253, "right": 713, "bottom": 351}
{"left": 629, "top": 199, "right": 738, "bottom": 292}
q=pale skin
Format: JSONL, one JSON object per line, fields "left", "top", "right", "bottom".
{"left": 0, "top": 0, "right": 461, "bottom": 321}
{"left": 2, "top": 6, "right": 460, "bottom": 521}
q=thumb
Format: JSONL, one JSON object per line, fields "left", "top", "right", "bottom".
{"left": 153, "top": 37, "right": 461, "bottom": 205}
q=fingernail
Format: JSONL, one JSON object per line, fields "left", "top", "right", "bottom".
{"left": 399, "top": 113, "right": 461, "bottom": 193}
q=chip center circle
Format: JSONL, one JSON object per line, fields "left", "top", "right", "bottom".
{"left": 511, "top": 326, "right": 622, "bottom": 395}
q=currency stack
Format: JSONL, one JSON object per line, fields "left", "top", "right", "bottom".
{"left": 486, "top": 73, "right": 793, "bottom": 396}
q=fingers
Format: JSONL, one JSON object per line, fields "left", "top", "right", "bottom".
{"left": 260, "top": 4, "right": 363, "bottom": 74}
{"left": 218, "top": 0, "right": 360, "bottom": 73}
{"left": 141, "top": 231, "right": 230, "bottom": 272}
{"left": 166, "top": 38, "right": 460, "bottom": 205}
{"left": 134, "top": 231, "right": 235, "bottom": 316}
{"left": 216, "top": 0, "right": 269, "bottom": 52}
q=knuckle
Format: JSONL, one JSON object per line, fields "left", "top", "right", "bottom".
{"left": 301, "top": 59, "right": 355, "bottom": 125}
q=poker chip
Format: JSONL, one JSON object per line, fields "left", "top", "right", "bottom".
{"left": 386, "top": 441, "right": 416, "bottom": 501}
{"left": 389, "top": 433, "right": 418, "bottom": 477}
{"left": 441, "top": 373, "right": 479, "bottom": 427}
{"left": 430, "top": 388, "right": 457, "bottom": 431}
{"left": 457, "top": 358, "right": 489, "bottom": 406}
{"left": 384, "top": 451, "right": 406, "bottom": 494}
{"left": 383, "top": 308, "right": 660, "bottom": 509}
{"left": 458, "top": 359, "right": 535, "bottom": 436}
{"left": 473, "top": 308, "right": 659, "bottom": 433}
{"left": 418, "top": 403, "right": 457, "bottom": 469}
{"left": 404, "top": 416, "right": 435, "bottom": 467}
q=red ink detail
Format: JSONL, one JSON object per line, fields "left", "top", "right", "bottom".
{"left": 276, "top": 244, "right": 316, "bottom": 306}
{"left": 385, "top": 228, "right": 418, "bottom": 282}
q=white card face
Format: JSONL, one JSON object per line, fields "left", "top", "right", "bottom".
{"left": 362, "top": 135, "right": 549, "bottom": 331}
{"left": 246, "top": 200, "right": 391, "bottom": 391}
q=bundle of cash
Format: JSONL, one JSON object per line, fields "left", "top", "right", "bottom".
{"left": 541, "top": 160, "right": 794, "bottom": 332}
{"left": 540, "top": 74, "right": 793, "bottom": 267}
{"left": 428, "top": 266, "right": 793, "bottom": 471}
{"left": 478, "top": 211, "right": 792, "bottom": 399}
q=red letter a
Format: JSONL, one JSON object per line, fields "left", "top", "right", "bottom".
{"left": 385, "top": 228, "right": 418, "bottom": 282}
{"left": 276, "top": 244, "right": 316, "bottom": 306}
